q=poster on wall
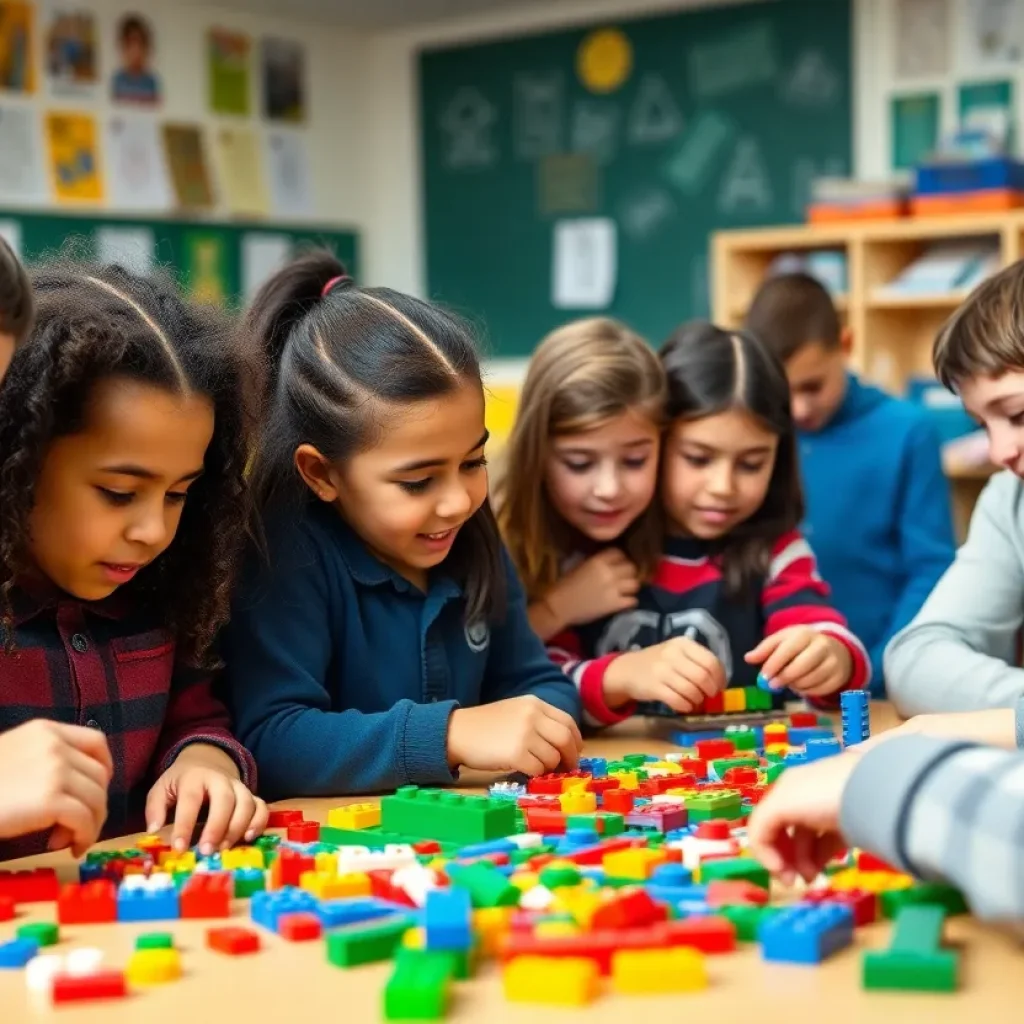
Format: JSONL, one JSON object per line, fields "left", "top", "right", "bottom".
{"left": 106, "top": 114, "right": 171, "bottom": 210}
{"left": 46, "top": 110, "right": 103, "bottom": 202}
{"left": 208, "top": 27, "right": 250, "bottom": 116}
{"left": 0, "top": 1, "right": 34, "bottom": 93}
{"left": 111, "top": 11, "right": 160, "bottom": 105}
{"left": 44, "top": 4, "right": 97, "bottom": 96}
{"left": 216, "top": 126, "right": 268, "bottom": 216}
{"left": 890, "top": 93, "right": 941, "bottom": 169}
{"left": 893, "top": 0, "right": 951, "bottom": 78}
{"left": 0, "top": 104, "right": 48, "bottom": 202}
{"left": 162, "top": 123, "right": 214, "bottom": 209}
{"left": 958, "top": 0, "right": 1024, "bottom": 67}
{"left": 184, "top": 231, "right": 228, "bottom": 305}
{"left": 261, "top": 37, "right": 305, "bottom": 123}
{"left": 959, "top": 78, "right": 1015, "bottom": 150}
{"left": 264, "top": 128, "right": 312, "bottom": 217}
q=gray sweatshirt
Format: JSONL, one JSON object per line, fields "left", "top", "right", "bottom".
{"left": 841, "top": 734, "right": 1024, "bottom": 921}
{"left": 884, "top": 470, "right": 1024, "bottom": 715}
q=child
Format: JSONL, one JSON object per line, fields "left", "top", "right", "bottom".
{"left": 0, "top": 262, "right": 265, "bottom": 861}
{"left": 886, "top": 259, "right": 1024, "bottom": 715}
{"left": 555, "top": 321, "right": 870, "bottom": 724}
{"left": 745, "top": 272, "right": 954, "bottom": 696}
{"left": 495, "top": 317, "right": 665, "bottom": 642}
{"left": 0, "top": 234, "right": 33, "bottom": 381}
{"left": 748, "top": 735, "right": 1024, "bottom": 921}
{"left": 220, "top": 254, "right": 582, "bottom": 799}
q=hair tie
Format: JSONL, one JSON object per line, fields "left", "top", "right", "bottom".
{"left": 321, "top": 275, "right": 349, "bottom": 298}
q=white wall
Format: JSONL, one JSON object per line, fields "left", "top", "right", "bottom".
{"left": 6, "top": 0, "right": 371, "bottom": 228}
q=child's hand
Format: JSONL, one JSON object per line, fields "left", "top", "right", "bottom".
{"left": 546, "top": 550, "right": 640, "bottom": 627}
{"left": 0, "top": 720, "right": 113, "bottom": 857}
{"left": 603, "top": 637, "right": 727, "bottom": 712}
{"left": 745, "top": 627, "right": 852, "bottom": 697}
{"left": 146, "top": 743, "right": 268, "bottom": 856}
{"left": 447, "top": 696, "right": 583, "bottom": 776}
{"left": 747, "top": 751, "right": 860, "bottom": 886}
{"left": 857, "top": 708, "right": 1016, "bottom": 754}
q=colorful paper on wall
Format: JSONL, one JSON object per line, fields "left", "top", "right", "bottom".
{"left": 46, "top": 110, "right": 102, "bottom": 201}
{"left": 552, "top": 217, "right": 617, "bottom": 309}
{"left": 44, "top": 4, "right": 98, "bottom": 96}
{"left": 261, "top": 36, "right": 305, "bottom": 122}
{"left": 215, "top": 126, "right": 268, "bottom": 216}
{"left": 111, "top": 10, "right": 160, "bottom": 105}
{"left": 106, "top": 114, "right": 172, "bottom": 210}
{"left": 208, "top": 26, "right": 250, "bottom": 116}
{"left": 163, "top": 123, "right": 214, "bottom": 209}
{"left": 891, "top": 93, "right": 940, "bottom": 169}
{"left": 0, "top": 1, "right": 35, "bottom": 93}
{"left": 0, "top": 104, "right": 49, "bottom": 203}
{"left": 183, "top": 231, "right": 228, "bottom": 305}
{"left": 264, "top": 128, "right": 313, "bottom": 217}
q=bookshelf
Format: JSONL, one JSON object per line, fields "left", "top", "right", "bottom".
{"left": 711, "top": 211, "right": 1024, "bottom": 538}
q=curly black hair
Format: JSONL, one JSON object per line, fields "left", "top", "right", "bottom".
{"left": 0, "top": 260, "right": 252, "bottom": 666}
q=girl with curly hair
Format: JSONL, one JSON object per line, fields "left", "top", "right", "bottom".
{"left": 0, "top": 261, "right": 266, "bottom": 861}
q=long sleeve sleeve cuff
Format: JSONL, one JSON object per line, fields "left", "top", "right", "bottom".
{"left": 402, "top": 699, "right": 460, "bottom": 784}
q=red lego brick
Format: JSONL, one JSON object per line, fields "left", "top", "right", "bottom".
{"left": 693, "top": 820, "right": 732, "bottom": 841}
{"left": 601, "top": 790, "right": 635, "bottom": 814}
{"left": 706, "top": 880, "right": 770, "bottom": 907}
{"left": 271, "top": 848, "right": 315, "bottom": 888}
{"left": 0, "top": 895, "right": 14, "bottom": 921}
{"left": 856, "top": 851, "right": 898, "bottom": 873}
{"left": 52, "top": 969, "right": 126, "bottom": 1003}
{"left": 57, "top": 881, "right": 117, "bottom": 924}
{"left": 180, "top": 872, "right": 232, "bottom": 918}
{"left": 207, "top": 926, "right": 261, "bottom": 955}
{"left": 694, "top": 738, "right": 735, "bottom": 760}
{"left": 266, "top": 809, "right": 305, "bottom": 828}
{"left": 278, "top": 912, "right": 323, "bottom": 941}
{"left": 0, "top": 868, "right": 59, "bottom": 903}
{"left": 368, "top": 870, "right": 418, "bottom": 908}
{"left": 517, "top": 795, "right": 560, "bottom": 810}
{"left": 673, "top": 915, "right": 737, "bottom": 953}
{"left": 562, "top": 836, "right": 646, "bottom": 866}
{"left": 522, "top": 807, "right": 567, "bottom": 834}
{"left": 585, "top": 777, "right": 621, "bottom": 795}
{"left": 412, "top": 841, "right": 442, "bottom": 855}
{"left": 591, "top": 890, "right": 667, "bottom": 930}
{"left": 789, "top": 711, "right": 817, "bottom": 728}
{"left": 286, "top": 820, "right": 320, "bottom": 843}
{"left": 528, "top": 771, "right": 589, "bottom": 794}
{"left": 804, "top": 888, "right": 877, "bottom": 927}
{"left": 676, "top": 757, "right": 707, "bottom": 779}
{"left": 703, "top": 693, "right": 725, "bottom": 714}
{"left": 723, "top": 767, "right": 759, "bottom": 786}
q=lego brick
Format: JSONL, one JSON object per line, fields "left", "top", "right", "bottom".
{"left": 266, "top": 809, "right": 305, "bottom": 828}
{"left": 382, "top": 787, "right": 518, "bottom": 845}
{"left": 611, "top": 946, "right": 708, "bottom": 993}
{"left": 805, "top": 737, "right": 843, "bottom": 761}
{"left": 880, "top": 883, "right": 968, "bottom": 919}
{"left": 180, "top": 872, "right": 232, "bottom": 918}
{"left": 317, "top": 898, "right": 401, "bottom": 930}
{"left": 503, "top": 955, "right": 600, "bottom": 1006}
{"left": 840, "top": 690, "right": 870, "bottom": 746}
{"left": 0, "top": 895, "right": 14, "bottom": 921}
{"left": 279, "top": 911, "right": 323, "bottom": 941}
{"left": 327, "top": 802, "right": 382, "bottom": 830}
{"left": 16, "top": 921, "right": 58, "bottom": 947}
{"left": 251, "top": 886, "right": 320, "bottom": 932}
{"left": 207, "top": 926, "right": 261, "bottom": 955}
{"left": 326, "top": 916, "right": 414, "bottom": 968}
{"left": 58, "top": 881, "right": 117, "bottom": 924}
{"left": 720, "top": 903, "right": 780, "bottom": 941}
{"left": 805, "top": 888, "right": 878, "bottom": 926}
{"left": 126, "top": 948, "right": 182, "bottom": 985}
{"left": 744, "top": 685, "right": 774, "bottom": 711}
{"left": 233, "top": 868, "right": 266, "bottom": 899}
{"left": 0, "top": 938, "right": 39, "bottom": 967}
{"left": 383, "top": 949, "right": 453, "bottom": 1021}
{"left": 862, "top": 904, "right": 958, "bottom": 992}
{"left": 722, "top": 688, "right": 746, "bottom": 713}
{"left": 760, "top": 902, "right": 854, "bottom": 964}
{"left": 287, "top": 820, "right": 321, "bottom": 843}
{"left": 117, "top": 876, "right": 179, "bottom": 922}
{"left": 699, "top": 856, "right": 770, "bottom": 890}
{"left": 424, "top": 887, "right": 473, "bottom": 951}
{"left": 51, "top": 969, "right": 127, "bottom": 1003}
{"left": 136, "top": 932, "right": 175, "bottom": 951}
{"left": 0, "top": 868, "right": 59, "bottom": 903}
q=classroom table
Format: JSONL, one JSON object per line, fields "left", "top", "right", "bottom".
{"left": 0, "top": 702, "right": 1018, "bottom": 1021}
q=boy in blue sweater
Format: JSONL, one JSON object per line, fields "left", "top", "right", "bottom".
{"left": 746, "top": 273, "right": 954, "bottom": 694}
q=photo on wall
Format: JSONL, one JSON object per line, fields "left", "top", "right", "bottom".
{"left": 44, "top": 3, "right": 97, "bottom": 96}
{"left": 111, "top": 10, "right": 160, "bottom": 105}
{"left": 208, "top": 26, "right": 250, "bottom": 116}
{"left": 46, "top": 110, "right": 103, "bottom": 202}
{"left": 261, "top": 36, "right": 305, "bottom": 122}
{"left": 0, "top": 1, "right": 35, "bottom": 94}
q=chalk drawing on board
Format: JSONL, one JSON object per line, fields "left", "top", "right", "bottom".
{"left": 440, "top": 87, "right": 496, "bottom": 169}
{"left": 618, "top": 186, "right": 676, "bottom": 241}
{"left": 571, "top": 100, "right": 620, "bottom": 164}
{"left": 627, "top": 73, "right": 683, "bottom": 145}
{"left": 552, "top": 217, "right": 617, "bottom": 310}
{"left": 514, "top": 72, "right": 564, "bottom": 160}
{"left": 792, "top": 156, "right": 847, "bottom": 216}
{"left": 691, "top": 252, "right": 710, "bottom": 319}
{"left": 718, "top": 136, "right": 773, "bottom": 214}
{"left": 539, "top": 152, "right": 598, "bottom": 215}
{"left": 783, "top": 50, "right": 839, "bottom": 106}
{"left": 688, "top": 21, "right": 777, "bottom": 99}
{"left": 664, "top": 110, "right": 734, "bottom": 196}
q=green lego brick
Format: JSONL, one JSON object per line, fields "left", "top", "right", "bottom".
{"left": 764, "top": 762, "right": 786, "bottom": 783}
{"left": 743, "top": 685, "right": 773, "bottom": 711}
{"left": 397, "top": 941, "right": 478, "bottom": 981}
{"left": 724, "top": 726, "right": 760, "bottom": 750}
{"left": 327, "top": 917, "right": 414, "bottom": 968}
{"left": 253, "top": 833, "right": 281, "bottom": 850}
{"left": 319, "top": 824, "right": 461, "bottom": 855}
{"left": 539, "top": 865, "right": 581, "bottom": 889}
{"left": 623, "top": 754, "right": 650, "bottom": 767}
{"left": 381, "top": 787, "right": 518, "bottom": 845}
{"left": 862, "top": 904, "right": 958, "bottom": 992}
{"left": 136, "top": 932, "right": 174, "bottom": 951}
{"left": 699, "top": 856, "right": 771, "bottom": 890}
{"left": 567, "top": 811, "right": 626, "bottom": 837}
{"left": 384, "top": 951, "right": 453, "bottom": 1021}
{"left": 711, "top": 755, "right": 759, "bottom": 775}
{"left": 233, "top": 872, "right": 266, "bottom": 898}
{"left": 17, "top": 922, "right": 58, "bottom": 947}
{"left": 445, "top": 863, "right": 519, "bottom": 908}
{"left": 719, "top": 904, "right": 780, "bottom": 941}
{"left": 685, "top": 789, "right": 744, "bottom": 822}
{"left": 880, "top": 883, "right": 968, "bottom": 919}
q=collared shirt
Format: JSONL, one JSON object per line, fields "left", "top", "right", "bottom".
{"left": 220, "top": 501, "right": 581, "bottom": 801}
{"left": 0, "top": 584, "right": 255, "bottom": 861}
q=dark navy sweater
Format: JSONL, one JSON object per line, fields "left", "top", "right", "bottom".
{"left": 220, "top": 502, "right": 581, "bottom": 800}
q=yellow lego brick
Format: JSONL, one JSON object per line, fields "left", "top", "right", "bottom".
{"left": 829, "top": 867, "right": 913, "bottom": 893}
{"left": 402, "top": 926, "right": 426, "bottom": 950}
{"left": 609, "top": 770, "right": 639, "bottom": 790}
{"left": 222, "top": 847, "right": 265, "bottom": 871}
{"left": 723, "top": 688, "right": 746, "bottom": 713}
{"left": 299, "top": 870, "right": 371, "bottom": 899}
{"left": 314, "top": 851, "right": 338, "bottom": 874}
{"left": 126, "top": 948, "right": 182, "bottom": 986}
{"left": 645, "top": 760, "right": 683, "bottom": 775}
{"left": 612, "top": 947, "right": 707, "bottom": 993}
{"left": 326, "top": 802, "right": 382, "bottom": 830}
{"left": 765, "top": 743, "right": 790, "bottom": 757}
{"left": 503, "top": 956, "right": 599, "bottom": 1006}
{"left": 535, "top": 920, "right": 581, "bottom": 938}
{"left": 602, "top": 847, "right": 667, "bottom": 880}
{"left": 559, "top": 789, "right": 597, "bottom": 814}
{"left": 509, "top": 872, "right": 539, "bottom": 892}
{"left": 764, "top": 723, "right": 787, "bottom": 741}
{"left": 158, "top": 852, "right": 197, "bottom": 873}
{"left": 123, "top": 863, "right": 148, "bottom": 875}
{"left": 473, "top": 907, "right": 513, "bottom": 957}
{"left": 136, "top": 835, "right": 164, "bottom": 850}
{"left": 563, "top": 777, "right": 589, "bottom": 792}
{"left": 553, "top": 887, "right": 603, "bottom": 928}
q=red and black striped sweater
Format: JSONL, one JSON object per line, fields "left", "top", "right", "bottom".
{"left": 547, "top": 530, "right": 871, "bottom": 726}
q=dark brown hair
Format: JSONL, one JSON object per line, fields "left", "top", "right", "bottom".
{"left": 660, "top": 321, "right": 803, "bottom": 595}
{"left": 0, "top": 236, "right": 33, "bottom": 346}
{"left": 744, "top": 272, "right": 841, "bottom": 363}
{"left": 933, "top": 259, "right": 1024, "bottom": 390}
{"left": 0, "top": 259, "right": 251, "bottom": 665}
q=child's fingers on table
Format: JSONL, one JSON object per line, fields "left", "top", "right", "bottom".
{"left": 166, "top": 777, "right": 208, "bottom": 852}
{"left": 543, "top": 703, "right": 584, "bottom": 748}
{"left": 214, "top": 783, "right": 259, "bottom": 849}
{"left": 52, "top": 796, "right": 101, "bottom": 857}
{"left": 196, "top": 777, "right": 240, "bottom": 852}
{"left": 524, "top": 737, "right": 562, "bottom": 775}
{"left": 536, "top": 713, "right": 581, "bottom": 767}
{"left": 654, "top": 679, "right": 700, "bottom": 714}
{"left": 676, "top": 658, "right": 722, "bottom": 700}
{"left": 772, "top": 640, "right": 828, "bottom": 688}
{"left": 244, "top": 797, "right": 270, "bottom": 842}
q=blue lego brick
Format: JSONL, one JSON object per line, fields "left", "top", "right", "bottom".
{"left": 579, "top": 757, "right": 607, "bottom": 778}
{"left": 784, "top": 751, "right": 809, "bottom": 767}
{"left": 647, "top": 883, "right": 707, "bottom": 905}
{"left": 669, "top": 729, "right": 727, "bottom": 746}
{"left": 787, "top": 726, "right": 836, "bottom": 744}
{"left": 841, "top": 690, "right": 870, "bottom": 746}
{"left": 424, "top": 887, "right": 472, "bottom": 951}
{"left": 453, "top": 838, "right": 517, "bottom": 860}
{"left": 488, "top": 782, "right": 526, "bottom": 802}
{"left": 0, "top": 938, "right": 39, "bottom": 968}
{"left": 650, "top": 863, "right": 693, "bottom": 887}
{"left": 78, "top": 861, "right": 108, "bottom": 883}
{"left": 805, "top": 737, "right": 843, "bottom": 762}
{"left": 250, "top": 886, "right": 320, "bottom": 932}
{"left": 759, "top": 902, "right": 854, "bottom": 964}
{"left": 555, "top": 829, "right": 600, "bottom": 854}
{"left": 317, "top": 898, "right": 404, "bottom": 929}
{"left": 117, "top": 885, "right": 180, "bottom": 922}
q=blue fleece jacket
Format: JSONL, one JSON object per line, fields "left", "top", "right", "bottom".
{"left": 799, "top": 373, "right": 955, "bottom": 694}
{"left": 220, "top": 502, "right": 581, "bottom": 800}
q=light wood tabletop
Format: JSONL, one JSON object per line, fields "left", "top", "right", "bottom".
{"left": 0, "top": 702, "right": 1018, "bottom": 1021}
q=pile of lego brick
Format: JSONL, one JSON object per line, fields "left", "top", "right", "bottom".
{"left": 0, "top": 706, "right": 964, "bottom": 1012}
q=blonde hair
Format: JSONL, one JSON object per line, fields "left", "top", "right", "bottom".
{"left": 495, "top": 317, "right": 666, "bottom": 601}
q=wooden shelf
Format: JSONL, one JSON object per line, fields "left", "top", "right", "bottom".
{"left": 868, "top": 290, "right": 970, "bottom": 310}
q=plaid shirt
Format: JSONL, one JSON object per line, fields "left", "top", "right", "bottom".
{"left": 0, "top": 584, "right": 255, "bottom": 861}
{"left": 840, "top": 734, "right": 1024, "bottom": 922}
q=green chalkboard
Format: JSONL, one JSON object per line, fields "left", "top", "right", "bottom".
{"left": 420, "top": 0, "right": 851, "bottom": 357}
{"left": 0, "top": 209, "right": 359, "bottom": 306}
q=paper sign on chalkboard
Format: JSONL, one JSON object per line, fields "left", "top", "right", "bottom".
{"left": 552, "top": 217, "right": 617, "bottom": 309}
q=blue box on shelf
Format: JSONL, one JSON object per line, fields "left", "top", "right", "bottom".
{"left": 915, "top": 157, "right": 1024, "bottom": 195}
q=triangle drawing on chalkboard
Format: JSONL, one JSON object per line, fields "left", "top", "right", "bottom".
{"left": 783, "top": 50, "right": 839, "bottom": 106}
{"left": 628, "top": 73, "right": 683, "bottom": 145}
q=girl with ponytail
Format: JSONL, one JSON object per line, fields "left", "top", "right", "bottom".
{"left": 221, "top": 252, "right": 581, "bottom": 799}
